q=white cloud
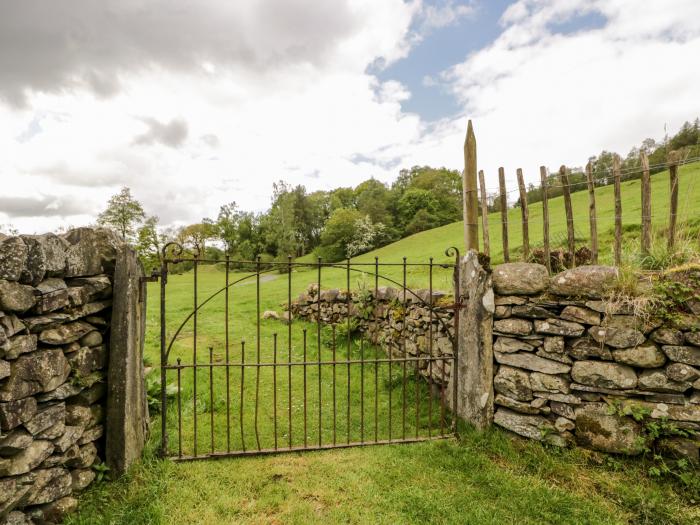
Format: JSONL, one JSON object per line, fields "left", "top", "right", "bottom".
{"left": 438, "top": 0, "right": 700, "bottom": 197}
{"left": 420, "top": 1, "right": 476, "bottom": 32}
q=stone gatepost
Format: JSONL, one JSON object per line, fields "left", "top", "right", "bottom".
{"left": 450, "top": 250, "right": 495, "bottom": 430}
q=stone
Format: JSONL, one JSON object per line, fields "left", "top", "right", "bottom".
{"left": 53, "top": 425, "right": 84, "bottom": 454}
{"left": 494, "top": 365, "right": 533, "bottom": 402}
{"left": 533, "top": 392, "right": 582, "bottom": 404}
{"left": 0, "top": 237, "right": 28, "bottom": 282}
{"left": 494, "top": 305, "right": 511, "bottom": 318}
{"left": 493, "top": 318, "right": 532, "bottom": 336}
{"left": 3, "top": 511, "right": 32, "bottom": 525}
{"left": 495, "top": 352, "right": 571, "bottom": 375}
{"left": 686, "top": 332, "right": 700, "bottom": 347}
{"left": 79, "top": 330, "right": 103, "bottom": 347}
{"left": 494, "top": 408, "right": 556, "bottom": 441}
{"left": 567, "top": 337, "right": 612, "bottom": 360}
{"left": 549, "top": 266, "right": 618, "bottom": 299}
{"left": 651, "top": 328, "right": 684, "bottom": 346}
{"left": 571, "top": 361, "right": 637, "bottom": 389}
{"left": 0, "top": 440, "right": 54, "bottom": 476}
{"left": 555, "top": 417, "right": 575, "bottom": 432}
{"left": 0, "top": 398, "right": 37, "bottom": 431}
{"left": 550, "top": 401, "right": 575, "bottom": 419}
{"left": 491, "top": 263, "right": 549, "bottom": 295}
{"left": 78, "top": 425, "right": 103, "bottom": 445}
{"left": 0, "top": 476, "right": 32, "bottom": 517}
{"left": 493, "top": 337, "right": 535, "bottom": 354}
{"left": 22, "top": 313, "right": 71, "bottom": 333}
{"left": 36, "top": 382, "right": 83, "bottom": 402}
{"left": 66, "top": 299, "right": 112, "bottom": 320}
{"left": 24, "top": 403, "right": 65, "bottom": 435}
{"left": 604, "top": 314, "right": 662, "bottom": 335}
{"left": 0, "top": 360, "right": 9, "bottom": 380}
{"left": 63, "top": 227, "right": 122, "bottom": 277}
{"left": 262, "top": 310, "right": 280, "bottom": 320}
{"left": 656, "top": 437, "right": 699, "bottom": 464}
{"left": 666, "top": 363, "right": 700, "bottom": 382}
{"left": 0, "top": 315, "right": 25, "bottom": 339}
{"left": 32, "top": 288, "right": 70, "bottom": 315}
{"left": 574, "top": 404, "right": 646, "bottom": 455}
{"left": 38, "top": 320, "right": 95, "bottom": 345}
{"left": 619, "top": 399, "right": 700, "bottom": 423}
{"left": 511, "top": 304, "right": 553, "bottom": 319}
{"left": 0, "top": 281, "right": 36, "bottom": 313}
{"left": 494, "top": 394, "right": 540, "bottom": 414}
{"left": 662, "top": 345, "right": 700, "bottom": 366}
{"left": 4, "top": 335, "right": 37, "bottom": 360}
{"left": 534, "top": 318, "right": 585, "bottom": 337}
{"left": 670, "top": 313, "right": 700, "bottom": 332}
{"left": 106, "top": 244, "right": 149, "bottom": 475}
{"left": 67, "top": 345, "right": 107, "bottom": 376}
{"left": 71, "top": 468, "right": 96, "bottom": 491}
{"left": 32, "top": 495, "right": 79, "bottom": 523}
{"left": 66, "top": 275, "right": 112, "bottom": 299}
{"left": 19, "top": 234, "right": 68, "bottom": 285}
{"left": 588, "top": 325, "right": 645, "bottom": 349}
{"left": 494, "top": 295, "right": 527, "bottom": 306}
{"left": 25, "top": 467, "right": 72, "bottom": 505}
{"left": 0, "top": 429, "right": 33, "bottom": 456}
{"left": 611, "top": 342, "right": 666, "bottom": 368}
{"left": 0, "top": 349, "right": 71, "bottom": 401}
{"left": 70, "top": 382, "right": 106, "bottom": 405}
{"left": 67, "top": 442, "right": 97, "bottom": 468}
{"left": 535, "top": 349, "right": 573, "bottom": 365}
{"left": 637, "top": 369, "right": 692, "bottom": 393}
{"left": 560, "top": 305, "right": 601, "bottom": 326}
{"left": 530, "top": 372, "right": 570, "bottom": 394}
{"left": 543, "top": 336, "right": 565, "bottom": 354}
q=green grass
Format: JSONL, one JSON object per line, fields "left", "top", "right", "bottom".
{"left": 66, "top": 163, "right": 700, "bottom": 524}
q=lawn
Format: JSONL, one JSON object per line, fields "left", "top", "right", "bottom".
{"left": 66, "top": 162, "right": 700, "bottom": 524}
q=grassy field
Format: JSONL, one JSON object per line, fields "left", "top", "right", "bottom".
{"left": 66, "top": 162, "right": 700, "bottom": 524}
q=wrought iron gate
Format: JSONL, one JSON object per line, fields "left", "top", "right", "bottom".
{"left": 158, "top": 244, "right": 461, "bottom": 460}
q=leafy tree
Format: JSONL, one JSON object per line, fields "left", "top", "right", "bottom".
{"left": 316, "top": 208, "right": 363, "bottom": 262}
{"left": 178, "top": 222, "right": 217, "bottom": 255}
{"left": 216, "top": 202, "right": 241, "bottom": 255}
{"left": 136, "top": 216, "right": 163, "bottom": 272}
{"left": 97, "top": 187, "right": 145, "bottom": 241}
{"left": 346, "top": 215, "right": 387, "bottom": 257}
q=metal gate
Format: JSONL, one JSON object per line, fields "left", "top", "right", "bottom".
{"left": 158, "top": 244, "right": 461, "bottom": 460}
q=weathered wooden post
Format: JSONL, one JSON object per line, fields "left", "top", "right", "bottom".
{"left": 586, "top": 161, "right": 598, "bottom": 264}
{"left": 668, "top": 151, "right": 680, "bottom": 251}
{"left": 478, "top": 170, "right": 490, "bottom": 257}
{"left": 539, "top": 166, "right": 551, "bottom": 273}
{"left": 463, "top": 120, "right": 479, "bottom": 253}
{"left": 640, "top": 151, "right": 652, "bottom": 255}
{"left": 498, "top": 168, "right": 509, "bottom": 262}
{"left": 516, "top": 168, "right": 529, "bottom": 261}
{"left": 613, "top": 154, "right": 622, "bottom": 266}
{"left": 559, "top": 165, "right": 575, "bottom": 267}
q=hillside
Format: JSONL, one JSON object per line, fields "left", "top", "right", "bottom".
{"left": 345, "top": 160, "right": 700, "bottom": 267}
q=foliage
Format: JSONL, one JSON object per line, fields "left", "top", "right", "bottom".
{"left": 145, "top": 370, "right": 177, "bottom": 414}
{"left": 97, "top": 186, "right": 145, "bottom": 241}
{"left": 136, "top": 215, "right": 163, "bottom": 273}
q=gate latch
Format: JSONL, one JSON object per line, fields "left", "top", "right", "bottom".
{"left": 445, "top": 294, "right": 469, "bottom": 310}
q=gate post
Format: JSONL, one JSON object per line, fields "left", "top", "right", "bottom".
{"left": 449, "top": 250, "right": 494, "bottom": 430}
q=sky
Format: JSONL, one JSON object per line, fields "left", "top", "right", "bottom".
{"left": 1, "top": 0, "right": 700, "bottom": 233}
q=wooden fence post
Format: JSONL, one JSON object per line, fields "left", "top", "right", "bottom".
{"left": 613, "top": 154, "right": 622, "bottom": 266}
{"left": 559, "top": 165, "right": 575, "bottom": 267}
{"left": 463, "top": 120, "right": 479, "bottom": 252}
{"left": 640, "top": 151, "right": 652, "bottom": 255}
{"left": 539, "top": 166, "right": 551, "bottom": 273}
{"left": 478, "top": 170, "right": 490, "bottom": 257}
{"left": 498, "top": 167, "right": 509, "bottom": 262}
{"left": 516, "top": 168, "right": 530, "bottom": 261}
{"left": 668, "top": 151, "right": 680, "bottom": 251}
{"left": 586, "top": 161, "right": 598, "bottom": 264}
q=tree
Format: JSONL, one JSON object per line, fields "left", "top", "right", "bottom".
{"left": 178, "top": 222, "right": 217, "bottom": 255}
{"left": 346, "top": 215, "right": 387, "bottom": 258}
{"left": 97, "top": 187, "right": 145, "bottom": 241}
{"left": 316, "top": 208, "right": 363, "bottom": 262}
{"left": 216, "top": 202, "right": 241, "bottom": 255}
{"left": 136, "top": 216, "right": 163, "bottom": 272}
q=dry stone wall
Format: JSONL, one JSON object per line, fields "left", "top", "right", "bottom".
{"left": 0, "top": 228, "right": 134, "bottom": 524}
{"left": 288, "top": 284, "right": 455, "bottom": 386}
{"left": 491, "top": 262, "right": 700, "bottom": 461}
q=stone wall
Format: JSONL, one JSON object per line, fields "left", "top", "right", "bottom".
{"left": 0, "top": 228, "right": 145, "bottom": 524}
{"left": 491, "top": 262, "right": 699, "bottom": 461}
{"left": 288, "top": 284, "right": 455, "bottom": 386}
